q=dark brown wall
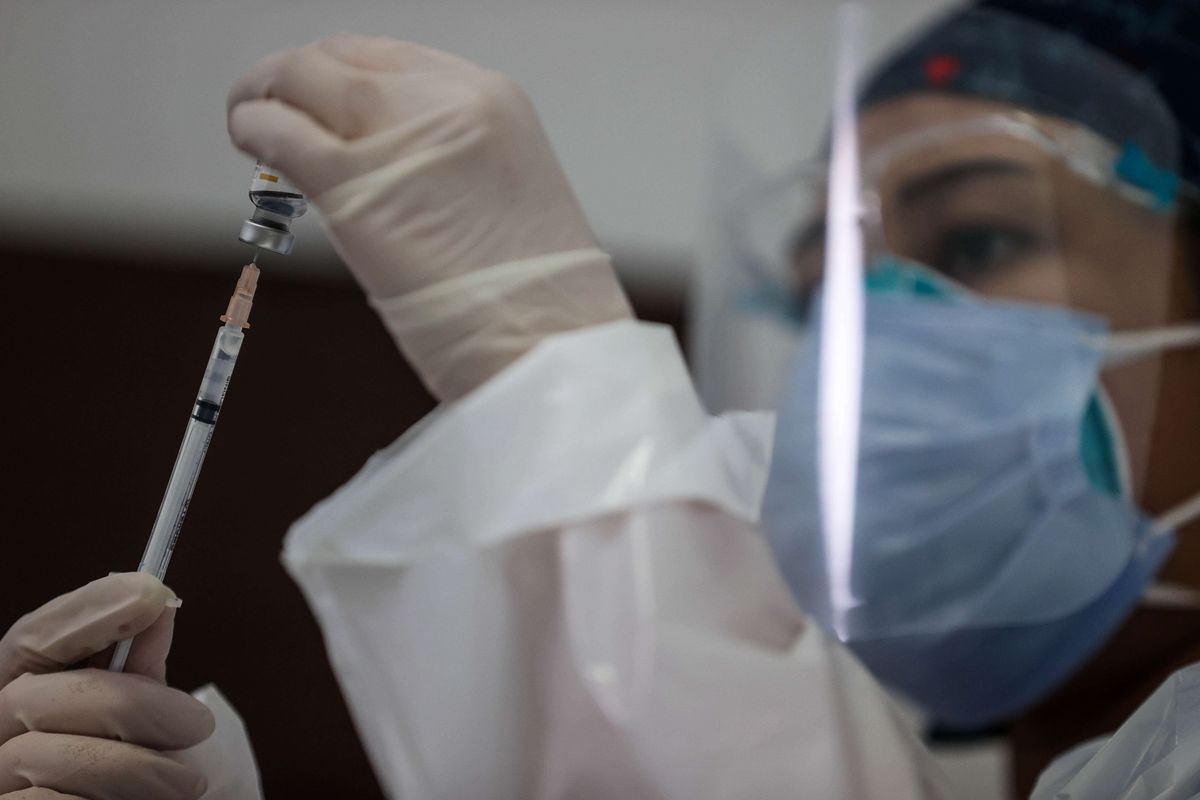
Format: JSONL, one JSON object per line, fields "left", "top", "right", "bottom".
{"left": 3, "top": 247, "right": 685, "bottom": 798}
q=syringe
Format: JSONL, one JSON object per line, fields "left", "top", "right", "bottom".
{"left": 109, "top": 264, "right": 260, "bottom": 672}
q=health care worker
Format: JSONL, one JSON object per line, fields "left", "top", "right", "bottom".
{"left": 696, "top": 0, "right": 1200, "bottom": 792}
{"left": 0, "top": 1, "right": 1197, "bottom": 799}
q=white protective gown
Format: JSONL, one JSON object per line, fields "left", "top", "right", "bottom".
{"left": 184, "top": 319, "right": 1196, "bottom": 800}
{"left": 280, "top": 320, "right": 954, "bottom": 800}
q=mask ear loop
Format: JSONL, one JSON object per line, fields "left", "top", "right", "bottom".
{"left": 1144, "top": 491, "right": 1200, "bottom": 608}
{"left": 1102, "top": 325, "right": 1200, "bottom": 369}
{"left": 1152, "top": 493, "right": 1200, "bottom": 538}
{"left": 1093, "top": 323, "right": 1200, "bottom": 538}
{"left": 1141, "top": 581, "right": 1200, "bottom": 609}
{"left": 1140, "top": 343, "right": 1200, "bottom": 596}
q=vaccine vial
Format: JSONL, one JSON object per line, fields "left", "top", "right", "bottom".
{"left": 238, "top": 162, "right": 308, "bottom": 255}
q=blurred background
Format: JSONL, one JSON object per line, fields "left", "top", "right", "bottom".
{"left": 0, "top": 1, "right": 1017, "bottom": 797}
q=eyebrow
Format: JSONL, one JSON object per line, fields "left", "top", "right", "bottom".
{"left": 897, "top": 158, "right": 1036, "bottom": 205}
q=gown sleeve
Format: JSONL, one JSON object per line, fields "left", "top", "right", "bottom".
{"left": 282, "top": 320, "right": 956, "bottom": 800}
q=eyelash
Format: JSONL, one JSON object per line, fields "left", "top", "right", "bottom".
{"left": 926, "top": 222, "right": 1047, "bottom": 282}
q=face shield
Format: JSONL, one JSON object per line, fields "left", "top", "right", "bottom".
{"left": 697, "top": 5, "right": 1200, "bottom": 729}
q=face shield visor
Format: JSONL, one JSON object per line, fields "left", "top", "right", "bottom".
{"left": 699, "top": 5, "right": 1200, "bottom": 729}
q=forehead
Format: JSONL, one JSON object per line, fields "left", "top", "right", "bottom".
{"left": 853, "top": 92, "right": 1107, "bottom": 199}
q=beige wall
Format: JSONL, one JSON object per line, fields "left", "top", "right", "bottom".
{"left": 0, "top": 0, "right": 954, "bottom": 287}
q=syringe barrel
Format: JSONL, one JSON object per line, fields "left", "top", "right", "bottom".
{"left": 139, "top": 324, "right": 245, "bottom": 579}
{"left": 112, "top": 271, "right": 255, "bottom": 674}
{"left": 139, "top": 419, "right": 212, "bottom": 578}
{"left": 195, "top": 325, "right": 244, "bottom": 413}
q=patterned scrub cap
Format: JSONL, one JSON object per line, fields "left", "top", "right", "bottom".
{"left": 859, "top": 0, "right": 1198, "bottom": 195}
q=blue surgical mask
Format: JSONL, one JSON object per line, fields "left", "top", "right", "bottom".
{"left": 761, "top": 257, "right": 1200, "bottom": 729}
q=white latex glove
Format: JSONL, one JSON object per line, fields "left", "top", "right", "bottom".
{"left": 0, "top": 574, "right": 215, "bottom": 800}
{"left": 227, "top": 34, "right": 632, "bottom": 401}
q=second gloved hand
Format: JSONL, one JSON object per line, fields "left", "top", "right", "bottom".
{"left": 0, "top": 574, "right": 215, "bottom": 800}
{"left": 227, "top": 35, "right": 632, "bottom": 401}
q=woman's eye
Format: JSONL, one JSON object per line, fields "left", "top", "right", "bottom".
{"left": 931, "top": 224, "right": 1041, "bottom": 282}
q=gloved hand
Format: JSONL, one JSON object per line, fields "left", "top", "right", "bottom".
{"left": 227, "top": 34, "right": 633, "bottom": 401}
{"left": 0, "top": 574, "right": 215, "bottom": 800}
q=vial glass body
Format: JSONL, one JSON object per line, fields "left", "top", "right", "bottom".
{"left": 248, "top": 162, "right": 308, "bottom": 219}
{"left": 239, "top": 162, "right": 308, "bottom": 255}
